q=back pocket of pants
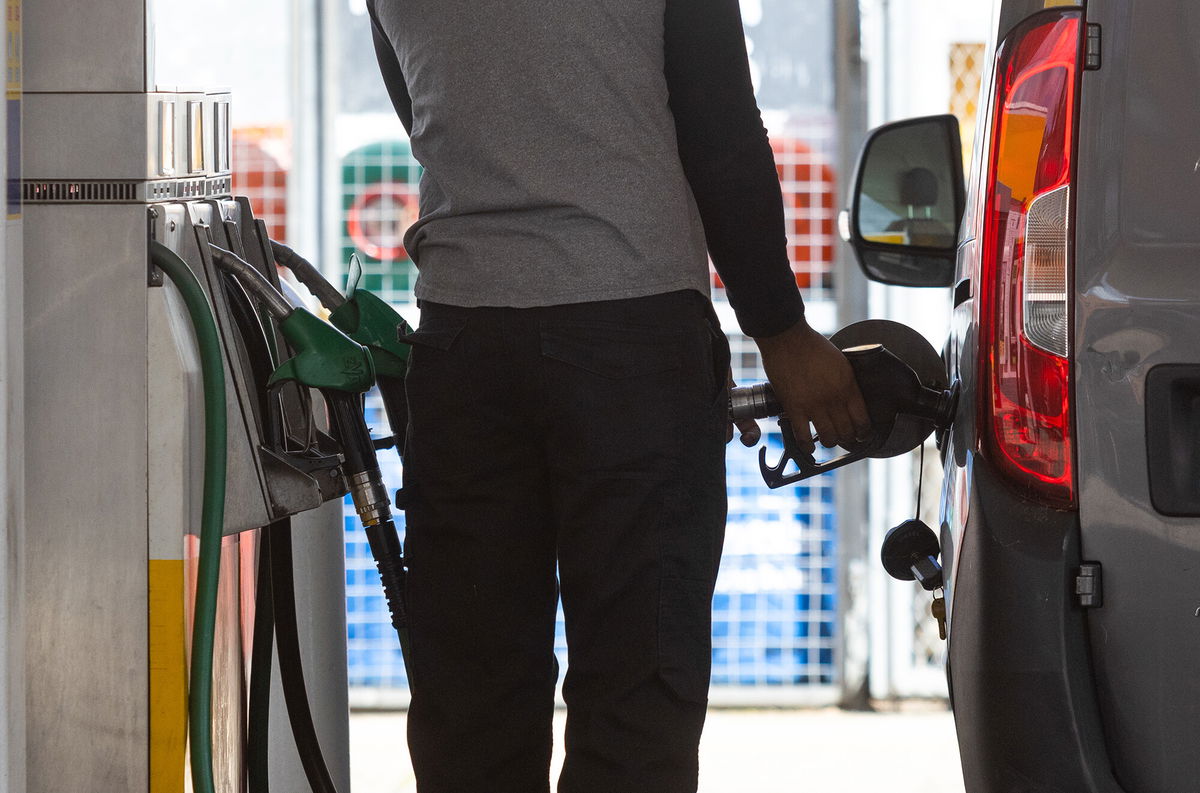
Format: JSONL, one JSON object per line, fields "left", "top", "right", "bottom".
{"left": 541, "top": 322, "right": 683, "bottom": 379}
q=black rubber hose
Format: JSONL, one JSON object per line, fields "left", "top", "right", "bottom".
{"left": 326, "top": 393, "right": 413, "bottom": 672}
{"left": 327, "top": 393, "right": 376, "bottom": 474}
{"left": 210, "top": 245, "right": 294, "bottom": 321}
{"left": 374, "top": 374, "right": 409, "bottom": 463}
{"left": 364, "top": 519, "right": 413, "bottom": 664}
{"left": 247, "top": 527, "right": 275, "bottom": 793}
{"left": 216, "top": 249, "right": 286, "bottom": 793}
{"left": 270, "top": 240, "right": 345, "bottom": 310}
{"left": 269, "top": 518, "right": 343, "bottom": 793}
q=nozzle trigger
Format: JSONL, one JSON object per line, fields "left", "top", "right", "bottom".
{"left": 758, "top": 417, "right": 876, "bottom": 488}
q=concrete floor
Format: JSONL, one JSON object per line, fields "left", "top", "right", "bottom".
{"left": 349, "top": 704, "right": 966, "bottom": 792}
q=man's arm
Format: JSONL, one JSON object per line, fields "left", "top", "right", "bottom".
{"left": 368, "top": 1, "right": 414, "bottom": 135}
{"left": 664, "top": 0, "right": 869, "bottom": 451}
{"left": 663, "top": 0, "right": 799, "bottom": 340}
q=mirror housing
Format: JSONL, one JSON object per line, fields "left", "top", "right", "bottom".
{"left": 842, "top": 114, "right": 965, "bottom": 288}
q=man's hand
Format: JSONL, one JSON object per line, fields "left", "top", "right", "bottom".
{"left": 755, "top": 318, "right": 871, "bottom": 455}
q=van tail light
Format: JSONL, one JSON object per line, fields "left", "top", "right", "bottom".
{"left": 978, "top": 10, "right": 1082, "bottom": 507}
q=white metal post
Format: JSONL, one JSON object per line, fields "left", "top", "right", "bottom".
{"left": 834, "top": 0, "right": 872, "bottom": 709}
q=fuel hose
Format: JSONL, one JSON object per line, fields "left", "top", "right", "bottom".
{"left": 149, "top": 241, "right": 225, "bottom": 793}
{"left": 212, "top": 241, "right": 351, "bottom": 793}
{"left": 268, "top": 517, "right": 342, "bottom": 793}
{"left": 247, "top": 525, "right": 274, "bottom": 793}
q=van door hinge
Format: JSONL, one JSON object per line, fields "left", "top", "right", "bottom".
{"left": 1075, "top": 563, "right": 1103, "bottom": 608}
{"left": 1084, "top": 24, "right": 1102, "bottom": 71}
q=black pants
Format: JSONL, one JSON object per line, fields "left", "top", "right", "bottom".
{"left": 401, "top": 290, "right": 730, "bottom": 793}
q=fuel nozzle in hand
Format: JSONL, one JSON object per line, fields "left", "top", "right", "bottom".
{"left": 730, "top": 319, "right": 957, "bottom": 488}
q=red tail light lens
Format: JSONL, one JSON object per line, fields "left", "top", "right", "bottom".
{"left": 978, "top": 10, "right": 1082, "bottom": 507}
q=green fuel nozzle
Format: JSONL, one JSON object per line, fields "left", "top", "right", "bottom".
{"left": 269, "top": 309, "right": 376, "bottom": 394}
{"left": 210, "top": 243, "right": 412, "bottom": 666}
{"left": 267, "top": 242, "right": 414, "bottom": 455}
{"left": 328, "top": 289, "right": 412, "bottom": 379}
{"left": 210, "top": 245, "right": 376, "bottom": 394}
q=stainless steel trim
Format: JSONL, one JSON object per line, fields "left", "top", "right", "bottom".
{"left": 348, "top": 469, "right": 391, "bottom": 527}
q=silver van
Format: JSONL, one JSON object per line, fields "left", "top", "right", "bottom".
{"left": 843, "top": 1, "right": 1200, "bottom": 790}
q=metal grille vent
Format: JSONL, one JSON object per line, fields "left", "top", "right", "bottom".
{"left": 178, "top": 178, "right": 206, "bottom": 198}
{"left": 206, "top": 176, "right": 232, "bottom": 197}
{"left": 23, "top": 181, "right": 139, "bottom": 203}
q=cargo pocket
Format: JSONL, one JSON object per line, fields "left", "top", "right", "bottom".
{"left": 658, "top": 577, "right": 714, "bottom": 704}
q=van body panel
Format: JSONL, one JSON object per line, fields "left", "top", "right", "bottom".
{"left": 946, "top": 457, "right": 1123, "bottom": 793}
{"left": 1073, "top": 2, "right": 1200, "bottom": 790}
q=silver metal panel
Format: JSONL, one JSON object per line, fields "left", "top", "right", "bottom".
{"left": 832, "top": 0, "right": 873, "bottom": 706}
{"left": 24, "top": 0, "right": 147, "bottom": 93}
{"left": 147, "top": 204, "right": 203, "bottom": 558}
{"left": 23, "top": 204, "right": 150, "bottom": 792}
{"left": 1074, "top": 2, "right": 1200, "bottom": 790}
{"left": 158, "top": 202, "right": 275, "bottom": 535}
{"left": 23, "top": 93, "right": 207, "bottom": 181}
{"left": 1, "top": 11, "right": 26, "bottom": 785}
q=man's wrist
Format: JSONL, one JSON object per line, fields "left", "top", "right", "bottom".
{"left": 752, "top": 315, "right": 815, "bottom": 351}
{"left": 728, "top": 284, "right": 805, "bottom": 339}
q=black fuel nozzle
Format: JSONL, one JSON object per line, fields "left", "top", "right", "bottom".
{"left": 730, "top": 341, "right": 956, "bottom": 488}
{"left": 841, "top": 343, "right": 957, "bottom": 440}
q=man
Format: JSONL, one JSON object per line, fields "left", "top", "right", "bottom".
{"left": 366, "top": 1, "right": 870, "bottom": 790}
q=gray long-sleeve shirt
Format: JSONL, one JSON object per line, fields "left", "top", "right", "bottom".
{"left": 368, "top": 0, "right": 804, "bottom": 337}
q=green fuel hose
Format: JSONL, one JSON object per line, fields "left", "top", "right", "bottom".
{"left": 150, "top": 241, "right": 225, "bottom": 793}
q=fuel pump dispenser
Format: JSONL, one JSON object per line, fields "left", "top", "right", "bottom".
{"left": 22, "top": 2, "right": 358, "bottom": 791}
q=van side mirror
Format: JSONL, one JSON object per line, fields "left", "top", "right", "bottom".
{"left": 840, "top": 114, "right": 964, "bottom": 288}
